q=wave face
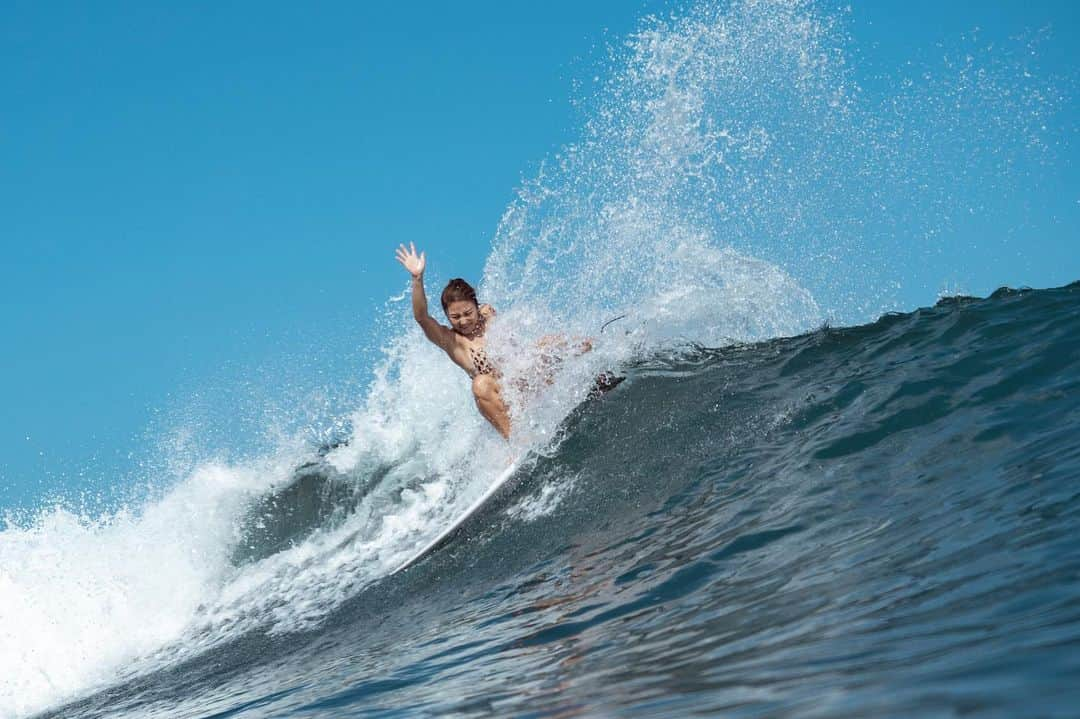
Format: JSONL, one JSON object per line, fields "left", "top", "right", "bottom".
{"left": 1, "top": 0, "right": 1070, "bottom": 716}
{"left": 24, "top": 281, "right": 1080, "bottom": 718}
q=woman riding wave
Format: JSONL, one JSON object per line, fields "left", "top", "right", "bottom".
{"left": 395, "top": 243, "right": 512, "bottom": 438}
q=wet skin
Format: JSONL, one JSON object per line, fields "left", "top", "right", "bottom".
{"left": 395, "top": 243, "right": 512, "bottom": 439}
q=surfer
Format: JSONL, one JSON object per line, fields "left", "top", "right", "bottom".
{"left": 395, "top": 243, "right": 512, "bottom": 439}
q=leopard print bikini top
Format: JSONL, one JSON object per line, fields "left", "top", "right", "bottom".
{"left": 467, "top": 344, "right": 497, "bottom": 378}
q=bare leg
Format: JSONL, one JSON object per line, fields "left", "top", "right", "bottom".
{"left": 472, "top": 374, "right": 511, "bottom": 439}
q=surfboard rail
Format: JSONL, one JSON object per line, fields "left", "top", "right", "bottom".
{"left": 391, "top": 371, "right": 623, "bottom": 574}
{"left": 392, "top": 460, "right": 521, "bottom": 574}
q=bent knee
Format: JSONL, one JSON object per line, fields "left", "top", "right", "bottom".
{"left": 471, "top": 374, "right": 500, "bottom": 397}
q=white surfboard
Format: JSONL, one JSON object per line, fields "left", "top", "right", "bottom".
{"left": 393, "top": 459, "right": 521, "bottom": 574}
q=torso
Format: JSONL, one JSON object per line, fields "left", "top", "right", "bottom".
{"left": 444, "top": 321, "right": 498, "bottom": 379}
{"left": 466, "top": 341, "right": 496, "bottom": 378}
{"left": 443, "top": 305, "right": 499, "bottom": 379}
{"left": 449, "top": 335, "right": 497, "bottom": 379}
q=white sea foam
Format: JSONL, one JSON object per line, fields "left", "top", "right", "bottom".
{"left": 2, "top": 0, "right": 1062, "bottom": 716}
{"left": 0, "top": 456, "right": 295, "bottom": 717}
{"left": 0, "top": 360, "right": 514, "bottom": 718}
{"left": 507, "top": 474, "right": 578, "bottom": 523}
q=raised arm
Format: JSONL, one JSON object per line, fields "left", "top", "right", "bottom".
{"left": 395, "top": 243, "right": 454, "bottom": 350}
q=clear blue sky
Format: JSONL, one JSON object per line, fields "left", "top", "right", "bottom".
{"left": 2, "top": 1, "right": 1077, "bottom": 511}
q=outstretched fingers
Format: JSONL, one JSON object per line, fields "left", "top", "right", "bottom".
{"left": 394, "top": 243, "right": 425, "bottom": 276}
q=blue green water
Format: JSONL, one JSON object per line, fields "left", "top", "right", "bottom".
{"left": 39, "top": 282, "right": 1080, "bottom": 718}
{"left": 3, "top": 0, "right": 1075, "bottom": 714}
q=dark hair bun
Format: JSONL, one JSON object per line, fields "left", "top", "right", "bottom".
{"left": 440, "top": 278, "right": 478, "bottom": 312}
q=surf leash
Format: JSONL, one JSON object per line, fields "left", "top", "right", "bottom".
{"left": 600, "top": 314, "right": 627, "bottom": 334}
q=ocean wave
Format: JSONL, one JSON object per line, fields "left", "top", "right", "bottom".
{"left": 19, "top": 281, "right": 1080, "bottom": 718}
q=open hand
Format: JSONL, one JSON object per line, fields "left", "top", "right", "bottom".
{"left": 395, "top": 242, "right": 426, "bottom": 278}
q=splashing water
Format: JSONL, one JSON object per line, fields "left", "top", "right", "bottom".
{"left": 483, "top": 0, "right": 1062, "bottom": 334}
{"left": 1, "top": 1, "right": 1066, "bottom": 717}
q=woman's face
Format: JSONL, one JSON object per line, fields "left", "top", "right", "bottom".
{"left": 446, "top": 300, "right": 481, "bottom": 336}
